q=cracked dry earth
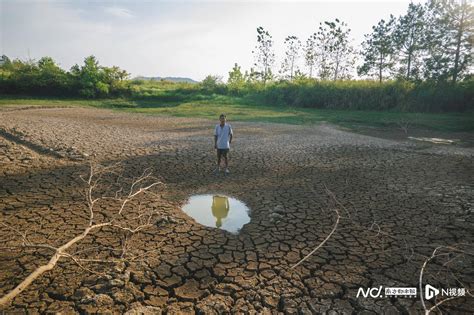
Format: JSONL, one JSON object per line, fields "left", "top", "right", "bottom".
{"left": 0, "top": 107, "right": 473, "bottom": 314}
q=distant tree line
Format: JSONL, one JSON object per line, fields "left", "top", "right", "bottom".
{"left": 0, "top": 55, "right": 129, "bottom": 97}
{"left": 211, "top": 0, "right": 473, "bottom": 112}
{"left": 0, "top": 0, "right": 472, "bottom": 112}
{"left": 245, "top": 0, "right": 472, "bottom": 84}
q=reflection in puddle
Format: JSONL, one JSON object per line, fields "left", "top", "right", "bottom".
{"left": 408, "top": 136, "right": 458, "bottom": 144}
{"left": 182, "top": 194, "right": 250, "bottom": 233}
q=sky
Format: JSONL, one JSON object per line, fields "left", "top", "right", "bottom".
{"left": 0, "top": 0, "right": 422, "bottom": 81}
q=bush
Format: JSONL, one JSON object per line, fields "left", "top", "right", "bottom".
{"left": 0, "top": 55, "right": 471, "bottom": 112}
{"left": 239, "top": 79, "right": 473, "bottom": 112}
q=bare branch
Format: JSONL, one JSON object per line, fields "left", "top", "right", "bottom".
{"left": 0, "top": 163, "right": 164, "bottom": 307}
{"left": 291, "top": 185, "right": 341, "bottom": 269}
{"left": 419, "top": 245, "right": 473, "bottom": 314}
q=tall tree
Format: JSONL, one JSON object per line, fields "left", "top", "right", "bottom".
{"left": 304, "top": 34, "right": 317, "bottom": 78}
{"left": 227, "top": 63, "right": 245, "bottom": 91}
{"left": 358, "top": 16, "right": 397, "bottom": 82}
{"left": 394, "top": 3, "right": 427, "bottom": 80}
{"left": 252, "top": 26, "right": 275, "bottom": 84}
{"left": 280, "top": 35, "right": 301, "bottom": 80}
{"left": 314, "top": 19, "right": 355, "bottom": 80}
{"left": 424, "top": 0, "right": 473, "bottom": 82}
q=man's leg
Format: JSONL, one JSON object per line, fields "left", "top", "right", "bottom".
{"left": 223, "top": 150, "right": 229, "bottom": 173}
{"left": 216, "top": 149, "right": 222, "bottom": 171}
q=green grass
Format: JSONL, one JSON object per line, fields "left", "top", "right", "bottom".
{"left": 0, "top": 95, "right": 473, "bottom": 132}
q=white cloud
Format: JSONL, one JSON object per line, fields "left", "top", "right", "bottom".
{"left": 104, "top": 6, "right": 135, "bottom": 19}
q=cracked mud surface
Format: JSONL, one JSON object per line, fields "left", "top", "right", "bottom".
{"left": 0, "top": 107, "right": 473, "bottom": 314}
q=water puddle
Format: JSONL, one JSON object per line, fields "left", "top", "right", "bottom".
{"left": 408, "top": 136, "right": 458, "bottom": 145}
{"left": 182, "top": 194, "right": 250, "bottom": 233}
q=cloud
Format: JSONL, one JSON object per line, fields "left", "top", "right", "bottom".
{"left": 104, "top": 6, "right": 135, "bottom": 19}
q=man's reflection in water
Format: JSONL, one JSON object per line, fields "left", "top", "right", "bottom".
{"left": 212, "top": 195, "right": 229, "bottom": 228}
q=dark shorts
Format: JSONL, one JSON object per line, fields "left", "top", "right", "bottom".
{"left": 217, "top": 148, "right": 229, "bottom": 159}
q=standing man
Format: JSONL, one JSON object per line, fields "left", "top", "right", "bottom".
{"left": 214, "top": 113, "right": 233, "bottom": 175}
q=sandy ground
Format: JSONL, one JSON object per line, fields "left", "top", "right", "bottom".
{"left": 0, "top": 107, "right": 473, "bottom": 314}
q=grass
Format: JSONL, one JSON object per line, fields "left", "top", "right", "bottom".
{"left": 0, "top": 95, "right": 473, "bottom": 133}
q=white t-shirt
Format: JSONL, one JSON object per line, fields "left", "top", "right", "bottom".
{"left": 214, "top": 123, "right": 233, "bottom": 149}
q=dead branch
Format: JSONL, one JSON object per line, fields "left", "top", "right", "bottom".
{"left": 419, "top": 245, "right": 474, "bottom": 315}
{"left": 0, "top": 162, "right": 164, "bottom": 307}
{"left": 291, "top": 185, "right": 341, "bottom": 269}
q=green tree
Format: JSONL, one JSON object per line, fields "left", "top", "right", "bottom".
{"left": 0, "top": 55, "right": 12, "bottom": 69}
{"left": 102, "top": 65, "right": 129, "bottom": 95}
{"left": 102, "top": 66, "right": 129, "bottom": 83}
{"left": 71, "top": 55, "right": 103, "bottom": 97}
{"left": 304, "top": 34, "right": 317, "bottom": 78}
{"left": 227, "top": 63, "right": 245, "bottom": 92}
{"left": 358, "top": 16, "right": 397, "bottom": 82}
{"left": 424, "top": 0, "right": 473, "bottom": 82}
{"left": 244, "top": 67, "right": 259, "bottom": 84}
{"left": 314, "top": 19, "right": 355, "bottom": 80}
{"left": 201, "top": 74, "right": 222, "bottom": 91}
{"left": 252, "top": 26, "right": 275, "bottom": 84}
{"left": 280, "top": 35, "right": 301, "bottom": 80}
{"left": 9, "top": 59, "right": 40, "bottom": 92}
{"left": 37, "top": 57, "right": 69, "bottom": 92}
{"left": 394, "top": 3, "right": 427, "bottom": 80}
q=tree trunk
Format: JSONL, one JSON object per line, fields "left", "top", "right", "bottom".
{"left": 290, "top": 57, "right": 294, "bottom": 80}
{"left": 379, "top": 53, "right": 383, "bottom": 83}
{"left": 407, "top": 51, "right": 412, "bottom": 80}
{"left": 452, "top": 3, "right": 466, "bottom": 84}
{"left": 407, "top": 28, "right": 414, "bottom": 80}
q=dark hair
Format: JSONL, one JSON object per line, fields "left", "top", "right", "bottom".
{"left": 219, "top": 113, "right": 226, "bottom": 118}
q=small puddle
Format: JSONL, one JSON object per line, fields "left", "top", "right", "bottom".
{"left": 182, "top": 194, "right": 250, "bottom": 234}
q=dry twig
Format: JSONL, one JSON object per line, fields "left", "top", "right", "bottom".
{"left": 291, "top": 185, "right": 342, "bottom": 269}
{"left": 0, "top": 162, "right": 164, "bottom": 307}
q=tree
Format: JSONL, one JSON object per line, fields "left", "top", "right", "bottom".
{"left": 304, "top": 34, "right": 317, "bottom": 78}
{"left": 36, "top": 57, "right": 69, "bottom": 92}
{"left": 252, "top": 26, "right": 275, "bottom": 84}
{"left": 69, "top": 56, "right": 128, "bottom": 97}
{"left": 8, "top": 59, "right": 40, "bottom": 93}
{"left": 201, "top": 74, "right": 222, "bottom": 92}
{"left": 102, "top": 66, "right": 129, "bottom": 83}
{"left": 424, "top": 0, "right": 473, "bottom": 82}
{"left": 102, "top": 65, "right": 129, "bottom": 95}
{"left": 70, "top": 55, "right": 103, "bottom": 98}
{"left": 358, "top": 16, "right": 397, "bottom": 82}
{"left": 244, "top": 67, "right": 260, "bottom": 84}
{"left": 314, "top": 19, "right": 356, "bottom": 80}
{"left": 0, "top": 55, "right": 12, "bottom": 69}
{"left": 227, "top": 63, "right": 245, "bottom": 91}
{"left": 394, "top": 3, "right": 427, "bottom": 80}
{"left": 280, "top": 35, "right": 301, "bottom": 80}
